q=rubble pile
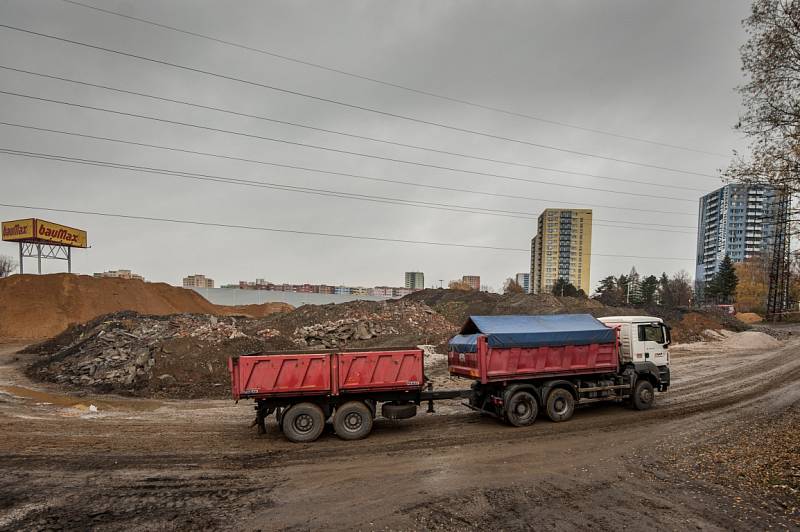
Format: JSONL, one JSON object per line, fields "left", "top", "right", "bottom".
{"left": 294, "top": 318, "right": 398, "bottom": 347}
{"left": 261, "top": 299, "right": 457, "bottom": 350}
{"left": 27, "top": 312, "right": 261, "bottom": 394}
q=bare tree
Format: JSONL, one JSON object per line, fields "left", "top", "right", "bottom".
{"left": 503, "top": 278, "right": 524, "bottom": 294}
{"left": 0, "top": 255, "right": 17, "bottom": 278}
{"left": 725, "top": 0, "right": 800, "bottom": 233}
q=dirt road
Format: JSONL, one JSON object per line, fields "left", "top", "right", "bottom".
{"left": 1, "top": 334, "right": 798, "bottom": 531}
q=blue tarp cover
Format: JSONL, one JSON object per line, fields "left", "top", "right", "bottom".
{"left": 448, "top": 314, "right": 615, "bottom": 353}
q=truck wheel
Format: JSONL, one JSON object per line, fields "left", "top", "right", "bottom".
{"left": 282, "top": 403, "right": 325, "bottom": 443}
{"left": 333, "top": 401, "right": 373, "bottom": 440}
{"left": 505, "top": 390, "right": 538, "bottom": 427}
{"left": 546, "top": 388, "right": 575, "bottom": 422}
{"left": 632, "top": 379, "right": 655, "bottom": 411}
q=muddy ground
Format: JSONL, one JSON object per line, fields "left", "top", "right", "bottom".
{"left": 1, "top": 330, "right": 798, "bottom": 531}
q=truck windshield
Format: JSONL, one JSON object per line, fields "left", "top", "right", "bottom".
{"left": 638, "top": 324, "right": 665, "bottom": 343}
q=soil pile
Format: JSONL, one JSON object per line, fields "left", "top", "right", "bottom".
{"left": 736, "top": 312, "right": 764, "bottom": 324}
{"left": 0, "top": 274, "right": 292, "bottom": 340}
{"left": 0, "top": 274, "right": 218, "bottom": 339}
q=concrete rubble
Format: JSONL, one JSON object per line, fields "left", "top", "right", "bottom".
{"left": 293, "top": 318, "right": 399, "bottom": 348}
{"left": 29, "top": 312, "right": 254, "bottom": 391}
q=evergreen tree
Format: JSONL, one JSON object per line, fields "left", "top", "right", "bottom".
{"left": 716, "top": 254, "right": 739, "bottom": 304}
{"left": 594, "top": 276, "right": 621, "bottom": 305}
{"left": 552, "top": 278, "right": 580, "bottom": 297}
{"left": 658, "top": 272, "right": 672, "bottom": 306}
{"left": 627, "top": 267, "right": 642, "bottom": 305}
{"left": 640, "top": 275, "right": 659, "bottom": 305}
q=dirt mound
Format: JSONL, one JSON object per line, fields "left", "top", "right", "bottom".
{"left": 0, "top": 274, "right": 294, "bottom": 340}
{"left": 404, "top": 289, "right": 747, "bottom": 343}
{"left": 736, "top": 312, "right": 764, "bottom": 324}
{"left": 215, "top": 302, "right": 294, "bottom": 318}
{"left": 0, "top": 274, "right": 220, "bottom": 340}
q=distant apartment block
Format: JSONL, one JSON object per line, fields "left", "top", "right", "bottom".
{"left": 695, "top": 184, "right": 782, "bottom": 289}
{"left": 530, "top": 208, "right": 592, "bottom": 295}
{"left": 515, "top": 272, "right": 530, "bottom": 293}
{"left": 234, "top": 278, "right": 420, "bottom": 296}
{"left": 462, "top": 275, "right": 481, "bottom": 291}
{"left": 405, "top": 271, "right": 425, "bottom": 290}
{"left": 183, "top": 274, "right": 214, "bottom": 288}
{"left": 93, "top": 269, "right": 144, "bottom": 281}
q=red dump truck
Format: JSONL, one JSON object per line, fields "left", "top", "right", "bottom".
{"left": 228, "top": 314, "right": 670, "bottom": 442}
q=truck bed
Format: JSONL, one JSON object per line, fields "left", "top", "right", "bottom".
{"left": 229, "top": 347, "right": 424, "bottom": 400}
{"left": 448, "top": 335, "right": 618, "bottom": 383}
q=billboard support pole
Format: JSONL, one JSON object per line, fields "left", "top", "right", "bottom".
{"left": 67, "top": 247, "right": 71, "bottom": 274}
{"left": 36, "top": 244, "right": 42, "bottom": 274}
{"left": 18, "top": 242, "right": 23, "bottom": 275}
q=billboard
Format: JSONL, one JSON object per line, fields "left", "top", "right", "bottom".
{"left": 2, "top": 218, "right": 88, "bottom": 248}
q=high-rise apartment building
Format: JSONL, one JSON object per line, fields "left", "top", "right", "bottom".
{"left": 695, "top": 184, "right": 781, "bottom": 290}
{"left": 530, "top": 209, "right": 592, "bottom": 295}
{"left": 404, "top": 271, "right": 425, "bottom": 290}
{"left": 515, "top": 272, "right": 530, "bottom": 293}
{"left": 462, "top": 275, "right": 481, "bottom": 291}
{"left": 182, "top": 274, "right": 214, "bottom": 288}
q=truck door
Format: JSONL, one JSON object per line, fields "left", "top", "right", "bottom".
{"left": 635, "top": 323, "right": 668, "bottom": 367}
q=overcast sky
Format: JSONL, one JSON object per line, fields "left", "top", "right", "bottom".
{"left": 0, "top": 0, "right": 751, "bottom": 290}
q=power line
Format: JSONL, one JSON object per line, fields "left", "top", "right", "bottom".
{"left": 58, "top": 0, "right": 727, "bottom": 158}
{"left": 0, "top": 148, "right": 697, "bottom": 234}
{"left": 0, "top": 90, "right": 699, "bottom": 204}
{"left": 0, "top": 23, "right": 722, "bottom": 179}
{"left": 0, "top": 201, "right": 697, "bottom": 261}
{"left": 0, "top": 120, "right": 699, "bottom": 219}
{"left": 0, "top": 64, "right": 711, "bottom": 193}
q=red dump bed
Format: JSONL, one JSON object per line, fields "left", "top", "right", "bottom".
{"left": 229, "top": 348, "right": 424, "bottom": 400}
{"left": 448, "top": 335, "right": 618, "bottom": 384}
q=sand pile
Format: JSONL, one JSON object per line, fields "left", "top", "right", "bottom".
{"left": 736, "top": 312, "right": 764, "bottom": 324}
{"left": 0, "top": 274, "right": 293, "bottom": 340}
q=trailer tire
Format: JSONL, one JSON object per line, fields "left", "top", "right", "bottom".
{"left": 333, "top": 401, "right": 373, "bottom": 440}
{"left": 282, "top": 403, "right": 325, "bottom": 443}
{"left": 545, "top": 388, "right": 575, "bottom": 422}
{"left": 505, "top": 390, "right": 538, "bottom": 427}
{"left": 632, "top": 379, "right": 655, "bottom": 411}
{"left": 381, "top": 402, "right": 417, "bottom": 420}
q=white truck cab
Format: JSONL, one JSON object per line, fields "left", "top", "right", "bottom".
{"left": 598, "top": 316, "right": 671, "bottom": 391}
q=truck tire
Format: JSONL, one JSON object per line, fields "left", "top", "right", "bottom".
{"left": 632, "top": 379, "right": 655, "bottom": 411}
{"left": 381, "top": 402, "right": 417, "bottom": 420}
{"left": 333, "top": 401, "right": 374, "bottom": 440}
{"left": 545, "top": 388, "right": 575, "bottom": 422}
{"left": 282, "top": 403, "right": 325, "bottom": 443}
{"left": 505, "top": 390, "right": 538, "bottom": 427}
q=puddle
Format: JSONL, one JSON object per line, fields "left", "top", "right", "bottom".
{"left": 0, "top": 385, "right": 163, "bottom": 412}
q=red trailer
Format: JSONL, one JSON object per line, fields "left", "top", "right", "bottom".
{"left": 229, "top": 347, "right": 439, "bottom": 442}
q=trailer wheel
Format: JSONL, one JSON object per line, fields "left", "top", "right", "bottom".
{"left": 632, "top": 379, "right": 655, "bottom": 411}
{"left": 282, "top": 403, "right": 325, "bottom": 443}
{"left": 545, "top": 388, "right": 575, "bottom": 422}
{"left": 333, "top": 401, "right": 373, "bottom": 440}
{"left": 505, "top": 390, "right": 538, "bottom": 427}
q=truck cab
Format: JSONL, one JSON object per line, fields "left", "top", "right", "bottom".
{"left": 598, "top": 316, "right": 671, "bottom": 391}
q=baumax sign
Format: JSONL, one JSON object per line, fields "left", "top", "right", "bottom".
{"left": 2, "top": 218, "right": 88, "bottom": 248}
